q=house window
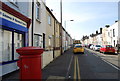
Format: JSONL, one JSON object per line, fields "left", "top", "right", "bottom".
{"left": 0, "top": 26, "right": 25, "bottom": 64}
{"left": 2, "top": 30, "right": 12, "bottom": 62}
{"left": 14, "top": 33, "right": 23, "bottom": 60}
{"left": 108, "top": 32, "right": 110, "bottom": 37}
{"left": 48, "top": 15, "right": 51, "bottom": 25}
{"left": 34, "top": 34, "right": 42, "bottom": 47}
{"left": 1, "top": 29, "right": 24, "bottom": 62}
{"left": 48, "top": 35, "right": 52, "bottom": 47}
{"left": 36, "top": 2, "right": 40, "bottom": 20}
{"left": 114, "top": 40, "right": 115, "bottom": 47}
{"left": 49, "top": 38, "right": 51, "bottom": 46}
{"left": 113, "top": 29, "right": 115, "bottom": 37}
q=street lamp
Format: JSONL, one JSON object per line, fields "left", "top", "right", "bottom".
{"left": 64, "top": 20, "right": 74, "bottom": 29}
{"left": 64, "top": 20, "right": 74, "bottom": 51}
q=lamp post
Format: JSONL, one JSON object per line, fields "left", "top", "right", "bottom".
{"left": 64, "top": 20, "right": 74, "bottom": 29}
{"left": 64, "top": 20, "right": 74, "bottom": 51}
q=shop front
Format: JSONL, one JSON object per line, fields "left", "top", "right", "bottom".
{"left": 0, "top": 2, "right": 31, "bottom": 76}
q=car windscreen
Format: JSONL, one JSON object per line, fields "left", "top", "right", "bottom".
{"left": 96, "top": 45, "right": 101, "bottom": 47}
{"left": 75, "top": 46, "right": 82, "bottom": 48}
{"left": 106, "top": 45, "right": 113, "bottom": 48}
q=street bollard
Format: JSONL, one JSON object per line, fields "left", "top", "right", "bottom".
{"left": 16, "top": 46, "right": 44, "bottom": 80}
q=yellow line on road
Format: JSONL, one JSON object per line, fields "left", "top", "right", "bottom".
{"left": 74, "top": 56, "right": 81, "bottom": 81}
{"left": 76, "top": 56, "right": 81, "bottom": 81}
{"left": 74, "top": 56, "right": 77, "bottom": 81}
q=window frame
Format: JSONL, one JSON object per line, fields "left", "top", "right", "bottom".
{"left": 0, "top": 27, "right": 25, "bottom": 65}
{"left": 34, "top": 34, "right": 42, "bottom": 47}
{"left": 48, "top": 15, "right": 51, "bottom": 25}
{"left": 113, "top": 29, "right": 115, "bottom": 37}
{"left": 36, "top": 2, "right": 41, "bottom": 21}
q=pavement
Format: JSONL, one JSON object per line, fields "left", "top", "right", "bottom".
{"left": 85, "top": 47, "right": 119, "bottom": 68}
{"left": 1, "top": 48, "right": 73, "bottom": 81}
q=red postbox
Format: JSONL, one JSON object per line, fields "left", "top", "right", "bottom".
{"left": 16, "top": 46, "right": 44, "bottom": 80}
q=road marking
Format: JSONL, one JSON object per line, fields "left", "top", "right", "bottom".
{"left": 93, "top": 53, "right": 120, "bottom": 70}
{"left": 101, "top": 59, "right": 120, "bottom": 71}
{"left": 74, "top": 56, "right": 81, "bottom": 81}
{"left": 74, "top": 56, "right": 77, "bottom": 81}
{"left": 66, "top": 55, "right": 74, "bottom": 78}
{"left": 93, "top": 54, "right": 120, "bottom": 70}
{"left": 93, "top": 54, "right": 98, "bottom": 57}
{"left": 76, "top": 56, "right": 81, "bottom": 81}
{"left": 86, "top": 48, "right": 119, "bottom": 70}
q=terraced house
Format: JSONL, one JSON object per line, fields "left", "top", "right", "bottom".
{"left": 82, "top": 21, "right": 119, "bottom": 49}
{"left": 0, "top": 0, "right": 73, "bottom": 77}
{"left": 27, "top": 0, "right": 47, "bottom": 68}
{"left": 0, "top": 0, "right": 31, "bottom": 76}
{"left": 42, "top": 6, "right": 61, "bottom": 68}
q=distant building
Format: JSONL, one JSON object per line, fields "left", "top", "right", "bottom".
{"left": 118, "top": 21, "right": 120, "bottom": 45}
{"left": 62, "top": 27, "right": 66, "bottom": 52}
{"left": 107, "top": 21, "right": 118, "bottom": 47}
{"left": 73, "top": 40, "right": 81, "bottom": 44}
{"left": 102, "top": 26, "right": 109, "bottom": 45}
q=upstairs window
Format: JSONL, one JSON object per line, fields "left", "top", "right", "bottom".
{"left": 36, "top": 2, "right": 40, "bottom": 20}
{"left": 113, "top": 29, "right": 115, "bottom": 37}
{"left": 108, "top": 32, "right": 110, "bottom": 37}
{"left": 48, "top": 15, "right": 51, "bottom": 25}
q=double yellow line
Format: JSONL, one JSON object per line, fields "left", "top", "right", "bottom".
{"left": 74, "top": 56, "right": 81, "bottom": 81}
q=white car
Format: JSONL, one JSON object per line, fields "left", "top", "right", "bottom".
{"left": 93, "top": 45, "right": 101, "bottom": 51}
{"left": 90, "top": 45, "right": 94, "bottom": 49}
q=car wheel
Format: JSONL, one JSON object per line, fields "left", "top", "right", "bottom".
{"left": 113, "top": 52, "right": 116, "bottom": 54}
{"left": 74, "top": 52, "right": 76, "bottom": 54}
{"left": 82, "top": 52, "right": 84, "bottom": 54}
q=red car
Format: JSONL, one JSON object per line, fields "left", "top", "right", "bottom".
{"left": 100, "top": 45, "right": 115, "bottom": 54}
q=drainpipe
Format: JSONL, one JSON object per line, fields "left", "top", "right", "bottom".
{"left": 31, "top": 0, "right": 34, "bottom": 46}
{"left": 53, "top": 19, "right": 55, "bottom": 58}
{"left": 60, "top": 0, "right": 62, "bottom": 55}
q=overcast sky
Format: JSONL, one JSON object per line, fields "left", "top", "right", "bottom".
{"left": 46, "top": 0, "right": 118, "bottom": 40}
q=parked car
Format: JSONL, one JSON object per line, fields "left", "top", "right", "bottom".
{"left": 88, "top": 44, "right": 93, "bottom": 48}
{"left": 93, "top": 45, "right": 101, "bottom": 51}
{"left": 90, "top": 45, "right": 94, "bottom": 50}
{"left": 100, "top": 45, "right": 115, "bottom": 54}
{"left": 73, "top": 44, "right": 84, "bottom": 54}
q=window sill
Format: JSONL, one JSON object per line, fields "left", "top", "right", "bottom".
{"left": 10, "top": 2, "right": 18, "bottom": 8}
{"left": 36, "top": 19, "right": 41, "bottom": 23}
{"left": 0, "top": 59, "right": 19, "bottom": 66}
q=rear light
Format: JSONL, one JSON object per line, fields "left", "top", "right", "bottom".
{"left": 74, "top": 48, "right": 77, "bottom": 49}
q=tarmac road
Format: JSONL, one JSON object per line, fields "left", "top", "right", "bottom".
{"left": 67, "top": 48, "right": 119, "bottom": 81}
{"left": 2, "top": 48, "right": 119, "bottom": 81}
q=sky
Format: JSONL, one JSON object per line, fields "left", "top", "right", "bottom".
{"left": 46, "top": 0, "right": 119, "bottom": 40}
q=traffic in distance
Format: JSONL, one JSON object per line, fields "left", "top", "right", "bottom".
{"left": 76, "top": 44, "right": 118, "bottom": 54}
